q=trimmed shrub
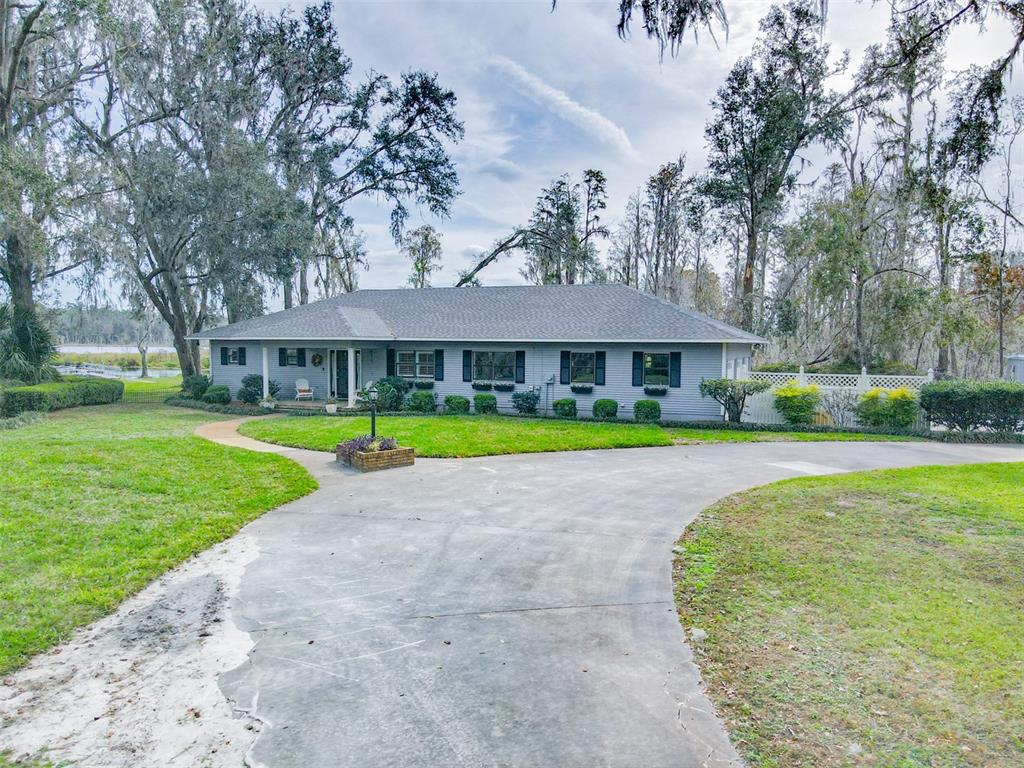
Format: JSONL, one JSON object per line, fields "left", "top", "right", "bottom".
{"left": 237, "top": 374, "right": 281, "bottom": 404}
{"left": 444, "top": 394, "right": 470, "bottom": 414}
{"left": 406, "top": 390, "right": 437, "bottom": 413}
{"left": 202, "top": 385, "right": 231, "bottom": 405}
{"left": 773, "top": 380, "right": 821, "bottom": 425}
{"left": 511, "top": 390, "right": 540, "bottom": 415}
{"left": 474, "top": 393, "right": 498, "bottom": 414}
{"left": 552, "top": 398, "right": 577, "bottom": 418}
{"left": 372, "top": 375, "right": 412, "bottom": 411}
{"left": 854, "top": 387, "right": 920, "bottom": 429}
{"left": 592, "top": 398, "right": 619, "bottom": 419}
{"left": 698, "top": 378, "right": 772, "bottom": 423}
{"left": 165, "top": 396, "right": 267, "bottom": 416}
{"left": 181, "top": 374, "right": 211, "bottom": 399}
{"left": 0, "top": 377, "right": 124, "bottom": 417}
{"left": 920, "top": 380, "right": 1024, "bottom": 432}
{"left": 633, "top": 399, "right": 661, "bottom": 422}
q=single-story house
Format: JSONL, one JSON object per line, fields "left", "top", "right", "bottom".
{"left": 190, "top": 283, "right": 765, "bottom": 420}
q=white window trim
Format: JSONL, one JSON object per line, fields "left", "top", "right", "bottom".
{"left": 397, "top": 350, "right": 436, "bottom": 379}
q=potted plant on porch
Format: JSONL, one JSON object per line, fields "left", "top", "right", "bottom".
{"left": 324, "top": 397, "right": 340, "bottom": 415}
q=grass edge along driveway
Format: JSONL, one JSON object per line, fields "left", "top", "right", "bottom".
{"left": 238, "top": 414, "right": 919, "bottom": 458}
{"left": 674, "top": 461, "right": 1024, "bottom": 768}
{"left": 0, "top": 403, "right": 317, "bottom": 675}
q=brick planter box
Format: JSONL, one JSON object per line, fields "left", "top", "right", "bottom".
{"left": 337, "top": 445, "right": 415, "bottom": 472}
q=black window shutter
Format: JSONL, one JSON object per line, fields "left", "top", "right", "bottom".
{"left": 632, "top": 351, "right": 643, "bottom": 386}
{"left": 297, "top": 348, "right": 306, "bottom": 367}
{"left": 434, "top": 349, "right": 444, "bottom": 381}
{"left": 279, "top": 347, "right": 287, "bottom": 367}
{"left": 515, "top": 350, "right": 526, "bottom": 383}
{"left": 386, "top": 348, "right": 396, "bottom": 376}
{"left": 220, "top": 346, "right": 229, "bottom": 366}
{"left": 595, "top": 351, "right": 606, "bottom": 385}
{"left": 559, "top": 351, "right": 570, "bottom": 384}
{"left": 462, "top": 350, "right": 472, "bottom": 381}
{"left": 238, "top": 347, "right": 246, "bottom": 366}
{"left": 670, "top": 351, "right": 682, "bottom": 388}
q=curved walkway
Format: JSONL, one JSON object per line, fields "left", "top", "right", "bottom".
{"left": 192, "top": 418, "right": 1024, "bottom": 768}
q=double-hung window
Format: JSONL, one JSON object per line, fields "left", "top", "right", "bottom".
{"left": 227, "top": 347, "right": 240, "bottom": 364}
{"left": 397, "top": 350, "right": 435, "bottom": 379}
{"left": 569, "top": 352, "right": 595, "bottom": 384}
{"left": 472, "top": 351, "right": 515, "bottom": 381}
{"left": 643, "top": 353, "right": 670, "bottom": 386}
{"left": 286, "top": 348, "right": 300, "bottom": 366}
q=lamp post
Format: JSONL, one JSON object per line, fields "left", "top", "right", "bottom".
{"left": 368, "top": 384, "right": 379, "bottom": 439}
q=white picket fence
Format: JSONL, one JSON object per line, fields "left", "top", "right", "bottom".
{"left": 741, "top": 366, "right": 934, "bottom": 427}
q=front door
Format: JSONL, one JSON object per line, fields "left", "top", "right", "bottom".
{"left": 334, "top": 350, "right": 360, "bottom": 399}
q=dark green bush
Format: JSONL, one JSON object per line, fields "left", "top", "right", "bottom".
{"left": 181, "top": 373, "right": 211, "bottom": 399}
{"left": 592, "top": 398, "right": 618, "bottom": 419}
{"left": 237, "top": 374, "right": 281, "bottom": 404}
{"left": 165, "top": 396, "right": 267, "bottom": 416}
{"left": 633, "top": 399, "right": 661, "bottom": 422}
{"left": 920, "top": 380, "right": 1024, "bottom": 432}
{"left": 372, "top": 376, "right": 411, "bottom": 411}
{"left": 444, "top": 394, "right": 470, "bottom": 414}
{"left": 474, "top": 393, "right": 498, "bottom": 414}
{"left": 0, "top": 377, "right": 124, "bottom": 417}
{"left": 202, "top": 385, "right": 231, "bottom": 405}
{"left": 406, "top": 390, "right": 436, "bottom": 413}
{"left": 552, "top": 398, "right": 577, "bottom": 418}
{"left": 511, "top": 390, "right": 540, "bottom": 414}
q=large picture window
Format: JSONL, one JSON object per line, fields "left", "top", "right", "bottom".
{"left": 569, "top": 352, "right": 595, "bottom": 383}
{"left": 473, "top": 351, "right": 515, "bottom": 381}
{"left": 643, "top": 353, "right": 670, "bottom": 386}
{"left": 397, "top": 350, "right": 435, "bottom": 379}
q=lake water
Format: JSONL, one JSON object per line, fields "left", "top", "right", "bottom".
{"left": 59, "top": 344, "right": 179, "bottom": 354}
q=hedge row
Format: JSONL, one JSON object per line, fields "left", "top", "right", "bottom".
{"left": 920, "top": 380, "right": 1024, "bottom": 432}
{"left": 164, "top": 396, "right": 270, "bottom": 416}
{"left": 1, "top": 377, "right": 124, "bottom": 417}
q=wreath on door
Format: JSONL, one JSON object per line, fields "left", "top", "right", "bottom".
{"left": 311, "top": 353, "right": 324, "bottom": 367}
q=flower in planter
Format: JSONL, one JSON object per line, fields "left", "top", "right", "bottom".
{"left": 570, "top": 384, "right": 594, "bottom": 394}
{"left": 336, "top": 434, "right": 400, "bottom": 462}
{"left": 493, "top": 382, "right": 515, "bottom": 392}
{"left": 471, "top": 381, "right": 493, "bottom": 391}
{"left": 644, "top": 386, "right": 668, "bottom": 396}
{"left": 413, "top": 380, "right": 435, "bottom": 390}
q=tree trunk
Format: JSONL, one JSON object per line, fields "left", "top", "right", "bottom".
{"left": 139, "top": 343, "right": 149, "bottom": 378}
{"left": 299, "top": 260, "right": 309, "bottom": 305}
{"left": 283, "top": 276, "right": 293, "bottom": 309}
{"left": 741, "top": 227, "right": 757, "bottom": 331}
{"left": 855, "top": 275, "right": 867, "bottom": 368}
{"left": 5, "top": 234, "right": 36, "bottom": 315}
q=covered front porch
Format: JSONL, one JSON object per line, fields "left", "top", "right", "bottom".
{"left": 257, "top": 343, "right": 387, "bottom": 406}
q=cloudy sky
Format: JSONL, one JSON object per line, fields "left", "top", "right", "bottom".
{"left": 65, "top": 1, "right": 1017, "bottom": 307}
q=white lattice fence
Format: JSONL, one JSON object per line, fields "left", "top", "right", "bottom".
{"left": 742, "top": 367, "right": 934, "bottom": 426}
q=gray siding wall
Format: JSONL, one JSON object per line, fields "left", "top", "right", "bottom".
{"left": 376, "top": 341, "right": 737, "bottom": 421}
{"left": 209, "top": 338, "right": 750, "bottom": 419}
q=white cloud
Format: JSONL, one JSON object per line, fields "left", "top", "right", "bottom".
{"left": 488, "top": 54, "right": 637, "bottom": 158}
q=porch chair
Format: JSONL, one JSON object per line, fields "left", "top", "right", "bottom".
{"left": 294, "top": 378, "right": 315, "bottom": 400}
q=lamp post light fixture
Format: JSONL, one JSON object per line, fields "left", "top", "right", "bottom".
{"left": 368, "top": 384, "right": 379, "bottom": 439}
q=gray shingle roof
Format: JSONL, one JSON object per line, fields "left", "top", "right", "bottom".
{"left": 190, "top": 284, "right": 766, "bottom": 344}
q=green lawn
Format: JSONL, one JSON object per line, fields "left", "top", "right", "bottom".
{"left": 674, "top": 462, "right": 1024, "bottom": 767}
{"left": 0, "top": 402, "right": 316, "bottom": 674}
{"left": 239, "top": 414, "right": 676, "bottom": 457}
{"left": 238, "top": 414, "right": 920, "bottom": 457}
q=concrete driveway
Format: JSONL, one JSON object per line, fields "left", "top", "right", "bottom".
{"left": 216, "top": 437, "right": 1022, "bottom": 768}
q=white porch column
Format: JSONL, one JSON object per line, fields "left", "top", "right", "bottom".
{"left": 347, "top": 346, "right": 357, "bottom": 407}
{"left": 262, "top": 346, "right": 269, "bottom": 398}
